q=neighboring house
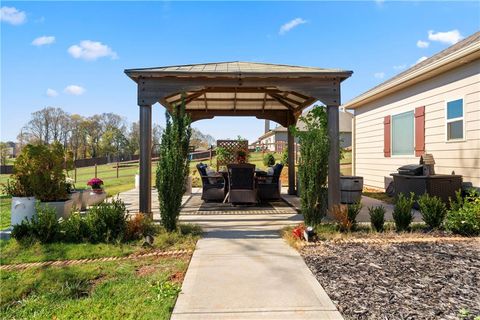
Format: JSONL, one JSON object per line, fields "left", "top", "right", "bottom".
{"left": 344, "top": 31, "right": 480, "bottom": 190}
{"left": 255, "top": 108, "right": 353, "bottom": 151}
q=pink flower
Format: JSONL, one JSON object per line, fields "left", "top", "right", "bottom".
{"left": 87, "top": 178, "right": 104, "bottom": 189}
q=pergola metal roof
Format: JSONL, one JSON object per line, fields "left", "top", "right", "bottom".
{"left": 125, "top": 61, "right": 352, "bottom": 127}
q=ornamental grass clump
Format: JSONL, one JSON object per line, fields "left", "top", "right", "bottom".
{"left": 293, "top": 106, "right": 330, "bottom": 225}
{"left": 417, "top": 193, "right": 447, "bottom": 229}
{"left": 156, "top": 98, "right": 192, "bottom": 232}
{"left": 368, "top": 205, "right": 386, "bottom": 232}
{"left": 393, "top": 192, "right": 415, "bottom": 232}
{"left": 445, "top": 190, "right": 480, "bottom": 236}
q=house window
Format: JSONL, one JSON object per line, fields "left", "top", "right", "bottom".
{"left": 446, "top": 99, "right": 464, "bottom": 141}
{"left": 392, "top": 111, "right": 414, "bottom": 156}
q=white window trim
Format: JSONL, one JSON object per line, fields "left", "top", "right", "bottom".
{"left": 445, "top": 97, "right": 466, "bottom": 142}
{"left": 391, "top": 110, "right": 415, "bottom": 157}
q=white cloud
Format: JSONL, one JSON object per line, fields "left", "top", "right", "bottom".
{"left": 415, "top": 56, "right": 428, "bottom": 65}
{"left": 46, "top": 88, "right": 58, "bottom": 97}
{"left": 393, "top": 64, "right": 406, "bottom": 71}
{"left": 374, "top": 72, "right": 385, "bottom": 79}
{"left": 279, "top": 18, "right": 307, "bottom": 35}
{"left": 375, "top": 0, "right": 385, "bottom": 5}
{"left": 64, "top": 85, "right": 85, "bottom": 96}
{"left": 0, "top": 6, "right": 26, "bottom": 25}
{"left": 416, "top": 40, "right": 429, "bottom": 48}
{"left": 428, "top": 29, "right": 463, "bottom": 45}
{"left": 68, "top": 40, "right": 118, "bottom": 61}
{"left": 32, "top": 35, "right": 55, "bottom": 46}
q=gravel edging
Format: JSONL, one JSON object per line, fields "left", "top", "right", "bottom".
{"left": 302, "top": 240, "right": 480, "bottom": 320}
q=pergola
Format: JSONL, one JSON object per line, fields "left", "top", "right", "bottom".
{"left": 125, "top": 61, "right": 352, "bottom": 213}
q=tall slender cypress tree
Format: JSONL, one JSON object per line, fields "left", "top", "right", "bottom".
{"left": 156, "top": 98, "right": 191, "bottom": 231}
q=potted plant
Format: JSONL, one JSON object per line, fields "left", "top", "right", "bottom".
{"left": 2, "top": 178, "right": 35, "bottom": 227}
{"left": 87, "top": 177, "right": 107, "bottom": 206}
{"left": 35, "top": 143, "right": 73, "bottom": 219}
{"left": 236, "top": 150, "right": 247, "bottom": 164}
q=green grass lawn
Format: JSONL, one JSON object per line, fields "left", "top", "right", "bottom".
{"left": 0, "top": 196, "right": 11, "bottom": 230}
{"left": 0, "top": 224, "right": 201, "bottom": 265}
{"left": 1, "top": 257, "right": 188, "bottom": 319}
{"left": 0, "top": 224, "right": 201, "bottom": 319}
{"left": 341, "top": 150, "right": 352, "bottom": 164}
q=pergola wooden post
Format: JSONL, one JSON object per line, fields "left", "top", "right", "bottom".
{"left": 139, "top": 104, "right": 152, "bottom": 214}
{"left": 125, "top": 62, "right": 352, "bottom": 215}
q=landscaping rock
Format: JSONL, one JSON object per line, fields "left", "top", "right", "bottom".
{"left": 302, "top": 240, "right": 480, "bottom": 320}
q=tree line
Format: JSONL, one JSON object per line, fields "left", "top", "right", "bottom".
{"left": 10, "top": 106, "right": 215, "bottom": 162}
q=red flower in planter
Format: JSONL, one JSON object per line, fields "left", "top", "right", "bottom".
{"left": 87, "top": 178, "right": 104, "bottom": 190}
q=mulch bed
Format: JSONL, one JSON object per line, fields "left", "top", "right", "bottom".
{"left": 302, "top": 239, "right": 480, "bottom": 320}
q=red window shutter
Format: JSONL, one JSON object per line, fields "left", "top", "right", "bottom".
{"left": 415, "top": 106, "right": 425, "bottom": 157}
{"left": 384, "top": 115, "right": 391, "bottom": 157}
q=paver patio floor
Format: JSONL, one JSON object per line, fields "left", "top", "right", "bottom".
{"left": 171, "top": 194, "right": 343, "bottom": 320}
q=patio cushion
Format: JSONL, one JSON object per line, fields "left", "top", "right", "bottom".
{"left": 206, "top": 168, "right": 218, "bottom": 184}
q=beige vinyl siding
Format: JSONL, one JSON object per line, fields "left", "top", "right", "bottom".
{"left": 353, "top": 59, "right": 480, "bottom": 189}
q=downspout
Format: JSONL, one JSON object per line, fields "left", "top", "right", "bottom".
{"left": 352, "top": 113, "right": 356, "bottom": 176}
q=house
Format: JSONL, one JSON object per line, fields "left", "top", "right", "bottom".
{"left": 344, "top": 31, "right": 480, "bottom": 190}
{"left": 255, "top": 107, "right": 353, "bottom": 151}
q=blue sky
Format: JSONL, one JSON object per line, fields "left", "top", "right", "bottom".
{"left": 1, "top": 1, "right": 479, "bottom": 143}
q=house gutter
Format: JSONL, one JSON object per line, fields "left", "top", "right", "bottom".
{"left": 344, "top": 41, "right": 480, "bottom": 109}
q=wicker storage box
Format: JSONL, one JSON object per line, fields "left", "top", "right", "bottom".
{"left": 391, "top": 174, "right": 462, "bottom": 205}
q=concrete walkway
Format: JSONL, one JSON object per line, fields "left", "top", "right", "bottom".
{"left": 172, "top": 194, "right": 343, "bottom": 320}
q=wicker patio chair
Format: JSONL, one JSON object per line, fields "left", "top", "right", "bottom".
{"left": 227, "top": 163, "right": 257, "bottom": 204}
{"left": 196, "top": 163, "right": 225, "bottom": 202}
{"left": 258, "top": 163, "right": 284, "bottom": 201}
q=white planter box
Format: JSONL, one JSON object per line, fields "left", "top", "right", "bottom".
{"left": 11, "top": 197, "right": 36, "bottom": 226}
{"left": 87, "top": 190, "right": 107, "bottom": 206}
{"left": 68, "top": 191, "right": 81, "bottom": 211}
{"left": 40, "top": 199, "right": 74, "bottom": 219}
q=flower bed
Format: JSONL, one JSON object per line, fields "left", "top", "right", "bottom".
{"left": 302, "top": 239, "right": 480, "bottom": 320}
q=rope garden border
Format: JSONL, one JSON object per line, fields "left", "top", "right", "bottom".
{"left": 1, "top": 249, "right": 193, "bottom": 271}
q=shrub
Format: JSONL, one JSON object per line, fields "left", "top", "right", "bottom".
{"left": 61, "top": 212, "right": 90, "bottom": 243}
{"left": 445, "top": 190, "right": 480, "bottom": 236}
{"left": 393, "top": 192, "right": 415, "bottom": 231}
{"left": 417, "top": 193, "right": 447, "bottom": 229}
{"left": 124, "top": 213, "right": 158, "bottom": 241}
{"left": 11, "top": 203, "right": 60, "bottom": 243}
{"left": 293, "top": 106, "right": 330, "bottom": 225}
{"left": 156, "top": 98, "right": 192, "bottom": 232}
{"left": 368, "top": 205, "right": 386, "bottom": 232}
{"left": 1, "top": 178, "right": 32, "bottom": 197}
{"left": 11, "top": 220, "right": 34, "bottom": 243}
{"left": 332, "top": 202, "right": 363, "bottom": 232}
{"left": 85, "top": 198, "right": 128, "bottom": 243}
{"left": 347, "top": 202, "right": 362, "bottom": 231}
{"left": 15, "top": 142, "right": 68, "bottom": 201}
{"left": 263, "top": 153, "right": 275, "bottom": 167}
